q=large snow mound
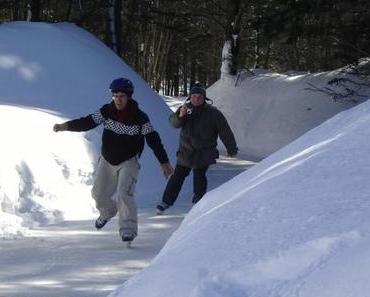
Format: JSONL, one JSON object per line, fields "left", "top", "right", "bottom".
{"left": 0, "top": 22, "right": 178, "bottom": 236}
{"left": 209, "top": 71, "right": 370, "bottom": 161}
{"left": 0, "top": 105, "right": 97, "bottom": 237}
{"left": 110, "top": 99, "right": 370, "bottom": 297}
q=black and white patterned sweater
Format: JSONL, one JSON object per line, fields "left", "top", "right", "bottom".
{"left": 65, "top": 100, "right": 169, "bottom": 166}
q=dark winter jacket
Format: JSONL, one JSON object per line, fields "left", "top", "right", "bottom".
{"left": 170, "top": 101, "right": 238, "bottom": 168}
{"left": 65, "top": 99, "right": 169, "bottom": 166}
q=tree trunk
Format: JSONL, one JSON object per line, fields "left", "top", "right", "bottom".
{"left": 156, "top": 30, "right": 173, "bottom": 91}
{"left": 190, "top": 56, "right": 196, "bottom": 88}
{"left": 263, "top": 40, "right": 271, "bottom": 69}
{"left": 173, "top": 64, "right": 179, "bottom": 97}
{"left": 254, "top": 26, "right": 261, "bottom": 69}
{"left": 66, "top": 0, "right": 74, "bottom": 21}
{"left": 107, "top": 0, "right": 122, "bottom": 55}
{"left": 12, "top": 0, "right": 20, "bottom": 20}
{"left": 182, "top": 43, "right": 188, "bottom": 96}
{"left": 28, "top": 0, "right": 41, "bottom": 21}
{"left": 220, "top": 0, "right": 242, "bottom": 77}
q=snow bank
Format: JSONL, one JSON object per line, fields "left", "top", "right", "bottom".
{"left": 0, "top": 22, "right": 178, "bottom": 236}
{"left": 110, "top": 99, "right": 370, "bottom": 297}
{"left": 208, "top": 70, "right": 370, "bottom": 161}
{"left": 0, "top": 105, "right": 97, "bottom": 237}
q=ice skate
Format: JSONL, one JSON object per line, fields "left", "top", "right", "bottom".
{"left": 95, "top": 216, "right": 109, "bottom": 229}
{"left": 156, "top": 202, "right": 170, "bottom": 215}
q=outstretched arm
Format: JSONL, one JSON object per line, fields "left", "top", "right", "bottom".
{"left": 53, "top": 109, "right": 105, "bottom": 133}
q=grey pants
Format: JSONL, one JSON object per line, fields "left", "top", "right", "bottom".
{"left": 91, "top": 156, "right": 140, "bottom": 236}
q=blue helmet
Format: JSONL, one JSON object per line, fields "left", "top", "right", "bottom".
{"left": 109, "top": 77, "right": 134, "bottom": 96}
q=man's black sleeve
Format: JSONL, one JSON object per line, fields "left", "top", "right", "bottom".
{"left": 141, "top": 115, "right": 170, "bottom": 164}
{"left": 66, "top": 109, "right": 105, "bottom": 132}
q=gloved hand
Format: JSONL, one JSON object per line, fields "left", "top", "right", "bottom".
{"left": 53, "top": 123, "right": 68, "bottom": 132}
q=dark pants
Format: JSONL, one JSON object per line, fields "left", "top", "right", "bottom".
{"left": 162, "top": 164, "right": 209, "bottom": 206}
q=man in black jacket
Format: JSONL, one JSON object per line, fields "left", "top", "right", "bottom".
{"left": 54, "top": 77, "right": 173, "bottom": 242}
{"left": 156, "top": 83, "right": 238, "bottom": 214}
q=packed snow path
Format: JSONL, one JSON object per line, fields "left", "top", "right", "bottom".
{"left": 0, "top": 157, "right": 253, "bottom": 297}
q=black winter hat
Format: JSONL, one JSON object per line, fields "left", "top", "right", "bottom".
{"left": 190, "top": 83, "right": 206, "bottom": 97}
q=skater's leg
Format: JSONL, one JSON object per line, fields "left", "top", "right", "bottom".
{"left": 116, "top": 156, "right": 140, "bottom": 238}
{"left": 91, "top": 157, "right": 118, "bottom": 220}
{"left": 161, "top": 164, "right": 191, "bottom": 206}
{"left": 192, "top": 166, "right": 209, "bottom": 204}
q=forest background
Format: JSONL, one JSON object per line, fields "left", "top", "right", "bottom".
{"left": 1, "top": 0, "right": 369, "bottom": 96}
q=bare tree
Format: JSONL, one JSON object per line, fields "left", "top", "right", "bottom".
{"left": 27, "top": 0, "right": 41, "bottom": 21}
{"left": 220, "top": 0, "right": 242, "bottom": 77}
{"left": 107, "top": 0, "right": 122, "bottom": 55}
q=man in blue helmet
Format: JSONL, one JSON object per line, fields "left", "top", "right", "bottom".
{"left": 53, "top": 77, "right": 174, "bottom": 243}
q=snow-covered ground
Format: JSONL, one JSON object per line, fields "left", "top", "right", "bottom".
{"left": 0, "top": 157, "right": 252, "bottom": 297}
{"left": 0, "top": 22, "right": 179, "bottom": 237}
{"left": 0, "top": 105, "right": 97, "bottom": 236}
{"left": 2, "top": 21, "right": 370, "bottom": 297}
{"left": 209, "top": 70, "right": 370, "bottom": 160}
{"left": 0, "top": 209, "right": 186, "bottom": 297}
{"left": 1, "top": 21, "right": 363, "bottom": 238}
{"left": 110, "top": 98, "right": 370, "bottom": 297}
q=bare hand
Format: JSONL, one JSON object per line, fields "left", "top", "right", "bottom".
{"left": 161, "top": 163, "right": 174, "bottom": 178}
{"left": 178, "top": 105, "right": 188, "bottom": 118}
{"left": 53, "top": 123, "right": 67, "bottom": 132}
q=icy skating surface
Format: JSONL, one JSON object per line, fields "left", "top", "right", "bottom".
{"left": 0, "top": 209, "right": 186, "bottom": 297}
{"left": 0, "top": 158, "right": 253, "bottom": 297}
